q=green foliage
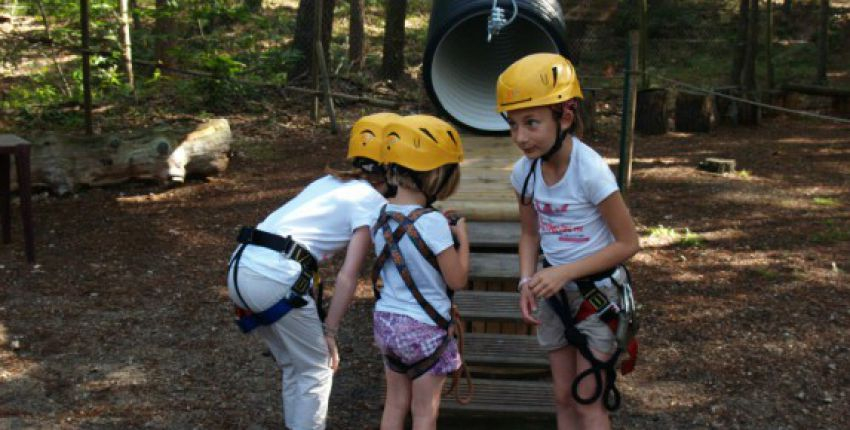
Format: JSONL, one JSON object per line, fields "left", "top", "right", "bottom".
{"left": 195, "top": 53, "right": 255, "bottom": 112}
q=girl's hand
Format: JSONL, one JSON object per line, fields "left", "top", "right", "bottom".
{"left": 528, "top": 266, "right": 570, "bottom": 299}
{"left": 325, "top": 334, "right": 340, "bottom": 372}
{"left": 518, "top": 279, "right": 540, "bottom": 325}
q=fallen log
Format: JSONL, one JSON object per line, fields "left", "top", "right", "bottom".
{"left": 20, "top": 118, "right": 231, "bottom": 195}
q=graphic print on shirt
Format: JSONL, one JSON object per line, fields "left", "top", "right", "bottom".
{"left": 535, "top": 199, "right": 590, "bottom": 243}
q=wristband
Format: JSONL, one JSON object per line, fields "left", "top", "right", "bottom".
{"left": 517, "top": 277, "right": 532, "bottom": 293}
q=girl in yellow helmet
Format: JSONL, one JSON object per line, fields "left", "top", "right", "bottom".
{"left": 370, "top": 114, "right": 470, "bottom": 430}
{"left": 497, "top": 53, "right": 641, "bottom": 427}
{"left": 226, "top": 112, "right": 398, "bottom": 430}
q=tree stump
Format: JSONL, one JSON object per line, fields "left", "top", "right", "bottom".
{"left": 736, "top": 90, "right": 761, "bottom": 126}
{"left": 675, "top": 91, "right": 716, "bottom": 132}
{"left": 635, "top": 88, "right": 668, "bottom": 134}
{"left": 697, "top": 157, "right": 736, "bottom": 174}
{"left": 713, "top": 86, "right": 740, "bottom": 125}
{"left": 20, "top": 119, "right": 231, "bottom": 195}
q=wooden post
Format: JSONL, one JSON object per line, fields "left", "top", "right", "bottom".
{"left": 311, "top": 0, "right": 322, "bottom": 121}
{"left": 638, "top": 0, "right": 648, "bottom": 90}
{"left": 617, "top": 31, "right": 639, "bottom": 191}
{"left": 766, "top": 0, "right": 774, "bottom": 90}
{"left": 80, "top": 0, "right": 93, "bottom": 135}
{"left": 315, "top": 43, "right": 338, "bottom": 133}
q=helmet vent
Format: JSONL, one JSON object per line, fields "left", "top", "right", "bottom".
{"left": 551, "top": 66, "right": 558, "bottom": 87}
{"left": 419, "top": 128, "right": 438, "bottom": 144}
{"left": 447, "top": 130, "right": 458, "bottom": 146}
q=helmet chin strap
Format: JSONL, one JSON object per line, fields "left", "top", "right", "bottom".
{"left": 541, "top": 117, "right": 569, "bottom": 162}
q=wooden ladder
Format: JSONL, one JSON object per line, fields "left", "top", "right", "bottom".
{"left": 440, "top": 221, "right": 555, "bottom": 420}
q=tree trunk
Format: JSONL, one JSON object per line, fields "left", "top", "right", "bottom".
{"left": 675, "top": 91, "right": 716, "bottom": 133}
{"left": 154, "top": 0, "right": 176, "bottom": 70}
{"left": 119, "top": 0, "right": 134, "bottom": 91}
{"left": 635, "top": 88, "right": 668, "bottom": 134}
{"left": 24, "top": 120, "right": 232, "bottom": 195}
{"left": 292, "top": 0, "right": 335, "bottom": 80}
{"left": 381, "top": 0, "right": 407, "bottom": 80}
{"left": 730, "top": 0, "right": 749, "bottom": 85}
{"left": 741, "top": 0, "right": 758, "bottom": 91}
{"left": 817, "top": 0, "right": 829, "bottom": 84}
{"left": 739, "top": 0, "right": 760, "bottom": 125}
{"left": 349, "top": 0, "right": 365, "bottom": 70}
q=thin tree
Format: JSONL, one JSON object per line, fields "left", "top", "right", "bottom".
{"left": 381, "top": 0, "right": 407, "bottom": 80}
{"left": 349, "top": 0, "right": 365, "bottom": 71}
{"left": 817, "top": 0, "right": 829, "bottom": 84}
{"left": 119, "top": 0, "right": 135, "bottom": 92}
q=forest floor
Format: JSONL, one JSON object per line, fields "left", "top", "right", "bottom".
{"left": 1, "top": 105, "right": 849, "bottom": 429}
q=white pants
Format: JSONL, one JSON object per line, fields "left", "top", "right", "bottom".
{"left": 228, "top": 264, "right": 332, "bottom": 430}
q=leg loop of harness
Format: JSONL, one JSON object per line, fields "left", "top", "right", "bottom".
{"left": 544, "top": 262, "right": 635, "bottom": 412}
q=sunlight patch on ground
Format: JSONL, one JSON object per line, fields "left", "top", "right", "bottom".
{"left": 633, "top": 380, "right": 714, "bottom": 411}
{"left": 83, "top": 365, "right": 148, "bottom": 391}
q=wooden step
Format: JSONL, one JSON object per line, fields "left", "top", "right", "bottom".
{"left": 467, "top": 222, "right": 519, "bottom": 252}
{"left": 441, "top": 378, "right": 554, "bottom": 416}
{"left": 462, "top": 333, "right": 547, "bottom": 368}
{"left": 455, "top": 290, "right": 521, "bottom": 321}
{"left": 469, "top": 253, "right": 520, "bottom": 280}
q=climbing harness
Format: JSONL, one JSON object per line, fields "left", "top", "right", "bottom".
{"left": 543, "top": 260, "right": 639, "bottom": 411}
{"left": 228, "top": 226, "right": 321, "bottom": 333}
{"left": 371, "top": 206, "right": 473, "bottom": 404}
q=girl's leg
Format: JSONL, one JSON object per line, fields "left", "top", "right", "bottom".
{"left": 381, "top": 368, "right": 412, "bottom": 430}
{"left": 573, "top": 347, "right": 613, "bottom": 430}
{"left": 410, "top": 373, "right": 446, "bottom": 430}
{"left": 549, "top": 346, "right": 579, "bottom": 430}
{"left": 257, "top": 326, "right": 298, "bottom": 429}
{"left": 272, "top": 300, "right": 333, "bottom": 430}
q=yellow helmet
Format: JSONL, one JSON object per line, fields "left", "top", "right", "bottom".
{"left": 383, "top": 115, "right": 464, "bottom": 172}
{"left": 495, "top": 53, "right": 583, "bottom": 113}
{"left": 347, "top": 112, "right": 402, "bottom": 163}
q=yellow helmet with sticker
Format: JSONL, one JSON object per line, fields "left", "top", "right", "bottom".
{"left": 347, "top": 112, "right": 402, "bottom": 164}
{"left": 383, "top": 115, "right": 464, "bottom": 172}
{"left": 495, "top": 52, "right": 583, "bottom": 113}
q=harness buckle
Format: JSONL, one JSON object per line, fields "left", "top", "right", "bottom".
{"left": 596, "top": 301, "right": 621, "bottom": 317}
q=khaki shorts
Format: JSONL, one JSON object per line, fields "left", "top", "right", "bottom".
{"left": 536, "top": 269, "right": 627, "bottom": 355}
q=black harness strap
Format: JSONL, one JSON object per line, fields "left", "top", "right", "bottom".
{"left": 229, "top": 227, "right": 319, "bottom": 332}
{"left": 543, "top": 260, "right": 622, "bottom": 411}
{"left": 371, "top": 208, "right": 454, "bottom": 368}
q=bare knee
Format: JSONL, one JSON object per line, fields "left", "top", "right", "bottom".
{"left": 553, "top": 388, "right": 577, "bottom": 413}
{"left": 574, "top": 401, "right": 609, "bottom": 427}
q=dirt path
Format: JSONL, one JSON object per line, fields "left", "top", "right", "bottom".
{"left": 1, "top": 114, "right": 848, "bottom": 429}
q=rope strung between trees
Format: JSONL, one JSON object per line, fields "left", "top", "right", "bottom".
{"left": 652, "top": 73, "right": 850, "bottom": 125}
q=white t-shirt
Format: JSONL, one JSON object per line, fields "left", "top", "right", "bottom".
{"left": 510, "top": 137, "right": 619, "bottom": 267}
{"left": 236, "top": 175, "right": 386, "bottom": 288}
{"left": 372, "top": 204, "right": 455, "bottom": 326}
